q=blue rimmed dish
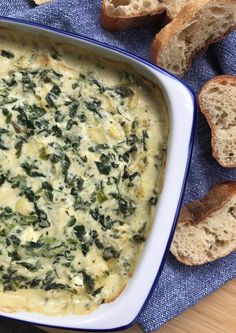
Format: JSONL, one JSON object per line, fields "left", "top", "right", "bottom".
{"left": 0, "top": 16, "right": 197, "bottom": 332}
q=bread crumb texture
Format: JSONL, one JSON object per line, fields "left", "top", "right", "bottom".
{"left": 103, "top": 0, "right": 188, "bottom": 17}
{"left": 152, "top": 0, "right": 236, "bottom": 76}
{"left": 104, "top": 0, "right": 163, "bottom": 16}
{"left": 171, "top": 183, "right": 236, "bottom": 265}
{"left": 199, "top": 75, "right": 236, "bottom": 167}
{"left": 34, "top": 0, "right": 52, "bottom": 5}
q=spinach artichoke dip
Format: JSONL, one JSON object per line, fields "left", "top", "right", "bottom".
{"left": 0, "top": 29, "right": 168, "bottom": 315}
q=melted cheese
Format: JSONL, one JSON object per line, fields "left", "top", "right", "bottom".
{"left": 0, "top": 29, "right": 169, "bottom": 315}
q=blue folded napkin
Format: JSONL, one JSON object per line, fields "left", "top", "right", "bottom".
{"left": 0, "top": 1, "right": 235, "bottom": 332}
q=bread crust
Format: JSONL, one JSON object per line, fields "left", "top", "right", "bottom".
{"left": 151, "top": 0, "right": 236, "bottom": 76}
{"left": 171, "top": 182, "right": 236, "bottom": 265}
{"left": 179, "top": 183, "right": 236, "bottom": 225}
{"left": 101, "top": 1, "right": 169, "bottom": 31}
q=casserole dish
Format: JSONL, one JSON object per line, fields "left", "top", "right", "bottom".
{"left": 0, "top": 17, "right": 197, "bottom": 331}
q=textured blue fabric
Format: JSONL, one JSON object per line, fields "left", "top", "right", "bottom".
{"left": 0, "top": 1, "right": 235, "bottom": 332}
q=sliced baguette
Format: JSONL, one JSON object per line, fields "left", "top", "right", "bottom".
{"left": 199, "top": 75, "right": 236, "bottom": 168}
{"left": 151, "top": 0, "right": 236, "bottom": 77}
{"left": 164, "top": 0, "right": 191, "bottom": 19}
{"left": 34, "top": 0, "right": 52, "bottom": 4}
{"left": 101, "top": 0, "right": 189, "bottom": 31}
{"left": 171, "top": 182, "right": 236, "bottom": 265}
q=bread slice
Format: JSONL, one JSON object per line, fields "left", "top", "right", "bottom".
{"left": 164, "top": 0, "right": 191, "bottom": 19}
{"left": 151, "top": 0, "right": 236, "bottom": 77}
{"left": 199, "top": 75, "right": 236, "bottom": 168}
{"left": 101, "top": 0, "right": 189, "bottom": 31}
{"left": 34, "top": 0, "right": 51, "bottom": 4}
{"left": 171, "top": 182, "right": 236, "bottom": 265}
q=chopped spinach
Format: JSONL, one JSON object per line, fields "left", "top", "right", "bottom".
{"left": 74, "top": 225, "right": 86, "bottom": 241}
{"left": 95, "top": 161, "right": 111, "bottom": 175}
{"left": 74, "top": 196, "right": 90, "bottom": 211}
{"left": 0, "top": 141, "right": 8, "bottom": 150}
{"left": 81, "top": 270, "right": 94, "bottom": 293}
{"left": 15, "top": 139, "right": 24, "bottom": 158}
{"left": 103, "top": 246, "right": 120, "bottom": 260}
{"left": 21, "top": 162, "right": 45, "bottom": 178}
{"left": 17, "top": 262, "right": 39, "bottom": 272}
{"left": 51, "top": 125, "right": 62, "bottom": 137}
{"left": 70, "top": 176, "right": 84, "bottom": 195}
{"left": 34, "top": 203, "right": 50, "bottom": 229}
{"left": 69, "top": 100, "right": 79, "bottom": 117}
{"left": 88, "top": 144, "right": 109, "bottom": 153}
{"left": 16, "top": 106, "right": 35, "bottom": 130}
{"left": 0, "top": 174, "right": 5, "bottom": 186}
{"left": 66, "top": 119, "right": 78, "bottom": 130}
{"left": 90, "top": 208, "right": 114, "bottom": 230}
{"left": 61, "top": 154, "right": 71, "bottom": 175}
{"left": 142, "top": 130, "right": 149, "bottom": 151}
{"left": 50, "top": 48, "right": 61, "bottom": 60}
{"left": 45, "top": 283, "right": 67, "bottom": 291}
{"left": 21, "top": 71, "right": 36, "bottom": 92}
{"left": 149, "top": 196, "right": 158, "bottom": 206}
{"left": 97, "top": 191, "right": 107, "bottom": 204}
{"left": 132, "top": 234, "right": 145, "bottom": 243}
{"left": 42, "top": 182, "right": 53, "bottom": 202}
{"left": 1, "top": 50, "right": 15, "bottom": 58}
{"left": 45, "top": 85, "right": 61, "bottom": 107}
{"left": 132, "top": 223, "right": 147, "bottom": 243}
{"left": 68, "top": 216, "right": 76, "bottom": 227}
{"left": 90, "top": 79, "right": 105, "bottom": 94}
{"left": 85, "top": 98, "right": 102, "bottom": 118}
{"left": 111, "top": 193, "right": 136, "bottom": 217}
{"left": 114, "top": 86, "right": 134, "bottom": 98}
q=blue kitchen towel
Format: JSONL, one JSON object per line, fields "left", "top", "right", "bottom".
{"left": 0, "top": 1, "right": 235, "bottom": 332}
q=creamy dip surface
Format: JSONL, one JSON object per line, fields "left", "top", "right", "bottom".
{"left": 0, "top": 28, "right": 169, "bottom": 315}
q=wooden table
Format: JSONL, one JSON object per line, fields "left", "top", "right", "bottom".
{"left": 0, "top": 279, "right": 235, "bottom": 333}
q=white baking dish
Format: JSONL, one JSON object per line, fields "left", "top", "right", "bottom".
{"left": 0, "top": 17, "right": 197, "bottom": 331}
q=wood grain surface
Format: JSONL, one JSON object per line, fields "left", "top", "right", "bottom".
{"left": 0, "top": 279, "right": 235, "bottom": 333}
